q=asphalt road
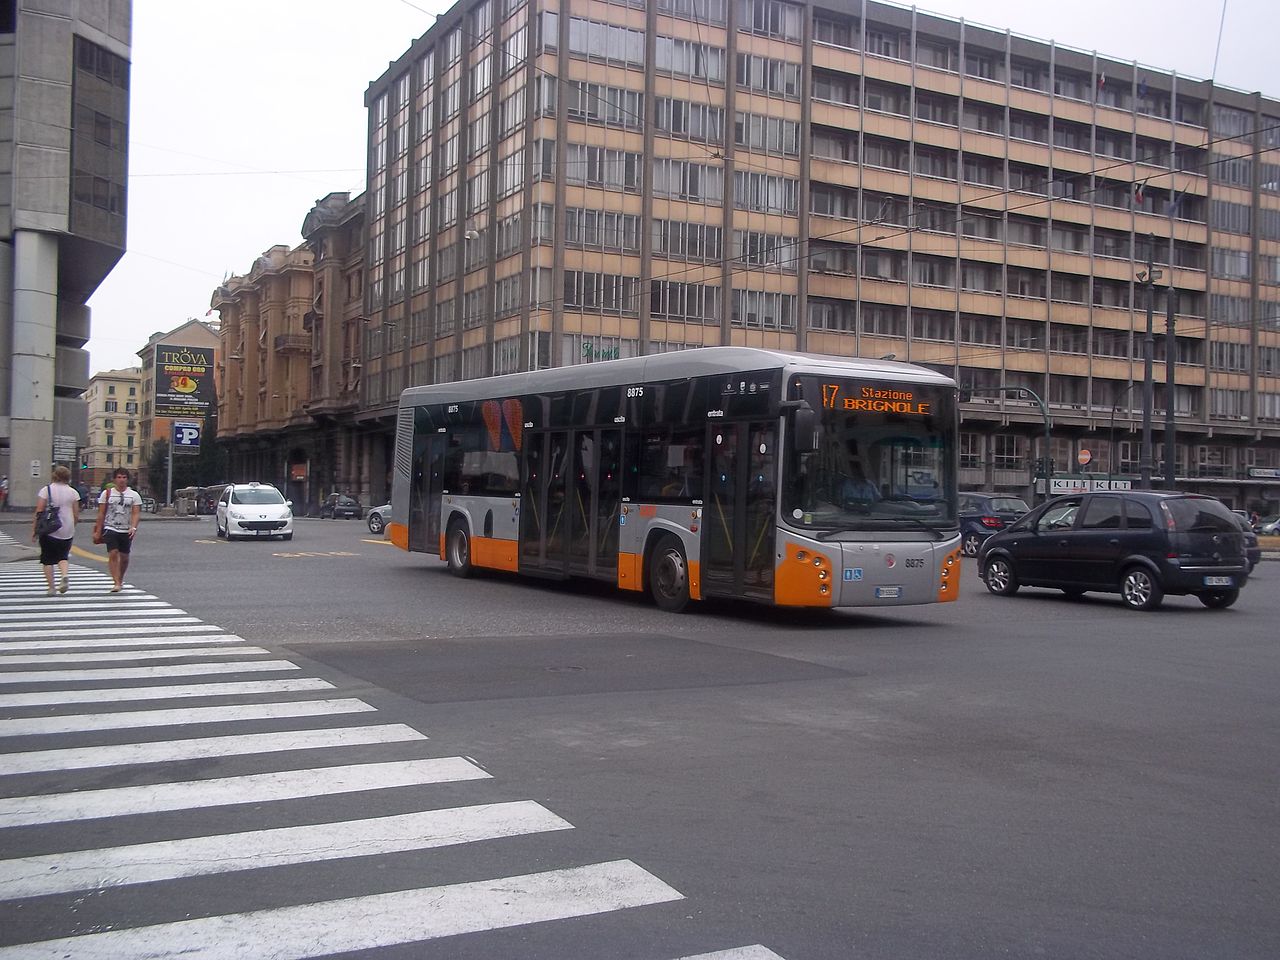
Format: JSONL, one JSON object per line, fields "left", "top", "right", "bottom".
{"left": 3, "top": 515, "right": 1278, "bottom": 959}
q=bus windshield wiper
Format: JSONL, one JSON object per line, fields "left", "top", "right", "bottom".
{"left": 816, "top": 516, "right": 951, "bottom": 540}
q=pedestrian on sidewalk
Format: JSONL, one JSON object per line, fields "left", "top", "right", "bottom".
{"left": 31, "top": 465, "right": 80, "bottom": 595}
{"left": 94, "top": 468, "right": 142, "bottom": 593}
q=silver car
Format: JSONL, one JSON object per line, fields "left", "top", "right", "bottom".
{"left": 366, "top": 503, "right": 391, "bottom": 535}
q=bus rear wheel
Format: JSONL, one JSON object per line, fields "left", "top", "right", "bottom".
{"left": 649, "top": 535, "right": 690, "bottom": 613}
{"left": 446, "top": 520, "right": 473, "bottom": 578}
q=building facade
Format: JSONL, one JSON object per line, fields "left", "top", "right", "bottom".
{"left": 356, "top": 0, "right": 1280, "bottom": 512}
{"left": 136, "top": 319, "right": 220, "bottom": 496}
{"left": 83, "top": 366, "right": 141, "bottom": 490}
{"left": 0, "top": 1, "right": 131, "bottom": 508}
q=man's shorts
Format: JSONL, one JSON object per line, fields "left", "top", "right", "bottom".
{"left": 103, "top": 529, "right": 133, "bottom": 554}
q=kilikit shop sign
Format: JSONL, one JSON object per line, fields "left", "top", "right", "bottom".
{"left": 154, "top": 345, "right": 215, "bottom": 418}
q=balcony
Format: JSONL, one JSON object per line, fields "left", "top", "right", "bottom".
{"left": 274, "top": 334, "right": 309, "bottom": 354}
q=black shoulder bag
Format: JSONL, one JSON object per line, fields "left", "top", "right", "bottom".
{"left": 35, "top": 486, "right": 62, "bottom": 537}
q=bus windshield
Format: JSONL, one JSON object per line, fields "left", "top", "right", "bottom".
{"left": 783, "top": 375, "right": 957, "bottom": 536}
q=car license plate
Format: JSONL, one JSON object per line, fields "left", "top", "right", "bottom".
{"left": 875, "top": 586, "right": 902, "bottom": 599}
{"left": 1203, "top": 576, "right": 1233, "bottom": 587}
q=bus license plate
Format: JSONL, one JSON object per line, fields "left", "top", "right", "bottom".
{"left": 1203, "top": 576, "right": 1233, "bottom": 587}
{"left": 875, "top": 586, "right": 902, "bottom": 599}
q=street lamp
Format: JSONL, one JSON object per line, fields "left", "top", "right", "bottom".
{"left": 1137, "top": 245, "right": 1163, "bottom": 489}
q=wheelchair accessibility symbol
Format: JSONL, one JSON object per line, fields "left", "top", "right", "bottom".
{"left": 843, "top": 568, "right": 863, "bottom": 582}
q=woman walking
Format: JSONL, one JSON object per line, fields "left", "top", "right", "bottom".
{"left": 31, "top": 465, "right": 80, "bottom": 596}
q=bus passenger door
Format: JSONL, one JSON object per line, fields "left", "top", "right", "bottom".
{"left": 701, "top": 421, "right": 776, "bottom": 600}
{"left": 520, "top": 429, "right": 570, "bottom": 575}
{"left": 409, "top": 433, "right": 445, "bottom": 554}
{"left": 566, "top": 431, "right": 594, "bottom": 576}
{"left": 593, "top": 429, "right": 622, "bottom": 580}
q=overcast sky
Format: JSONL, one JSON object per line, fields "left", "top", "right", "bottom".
{"left": 84, "top": 0, "right": 1278, "bottom": 373}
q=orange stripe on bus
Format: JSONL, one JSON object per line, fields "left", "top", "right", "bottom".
{"left": 472, "top": 536, "right": 519, "bottom": 572}
{"left": 688, "top": 559, "right": 701, "bottom": 601}
{"left": 387, "top": 523, "right": 409, "bottom": 551}
{"left": 617, "top": 552, "right": 644, "bottom": 591}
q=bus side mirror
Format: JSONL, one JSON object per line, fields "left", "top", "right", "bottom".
{"left": 791, "top": 404, "right": 819, "bottom": 453}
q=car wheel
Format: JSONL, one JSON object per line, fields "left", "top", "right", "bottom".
{"left": 1120, "top": 566, "right": 1164, "bottom": 611}
{"left": 962, "top": 532, "right": 982, "bottom": 557}
{"left": 446, "top": 520, "right": 473, "bottom": 578}
{"left": 281, "top": 532, "right": 293, "bottom": 542}
{"left": 215, "top": 519, "right": 225, "bottom": 539}
{"left": 983, "top": 556, "right": 1019, "bottom": 596}
{"left": 368, "top": 513, "right": 385, "bottom": 535}
{"left": 648, "top": 534, "right": 691, "bottom": 613}
{"left": 1062, "top": 588, "right": 1086, "bottom": 600}
{"left": 1197, "top": 589, "right": 1238, "bottom": 609}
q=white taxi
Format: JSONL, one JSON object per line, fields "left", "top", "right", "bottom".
{"left": 214, "top": 482, "right": 294, "bottom": 541}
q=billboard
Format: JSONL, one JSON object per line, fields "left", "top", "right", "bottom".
{"left": 154, "top": 344, "right": 216, "bottom": 418}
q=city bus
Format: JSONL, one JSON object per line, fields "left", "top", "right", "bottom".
{"left": 388, "top": 347, "right": 961, "bottom": 612}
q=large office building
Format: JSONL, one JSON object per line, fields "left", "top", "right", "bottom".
{"left": 0, "top": 2, "right": 131, "bottom": 508}
{"left": 355, "top": 0, "right": 1280, "bottom": 510}
{"left": 82, "top": 365, "right": 141, "bottom": 491}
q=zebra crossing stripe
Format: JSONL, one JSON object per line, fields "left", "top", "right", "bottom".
{"left": 0, "top": 859, "right": 683, "bottom": 959}
{"left": 0, "top": 698, "right": 377, "bottom": 737}
{"left": 0, "top": 756, "right": 490, "bottom": 827}
{"left": 0, "top": 677, "right": 332, "bottom": 708}
{"left": 0, "top": 659, "right": 300, "bottom": 684}
{"left": 676, "top": 949, "right": 788, "bottom": 960}
{"left": 1, "top": 622, "right": 210, "bottom": 639}
{"left": 0, "top": 634, "right": 248, "bottom": 652}
{"left": 0, "top": 646, "right": 271, "bottom": 664}
{"left": 0, "top": 600, "right": 168, "bottom": 610}
{"left": 0, "top": 609, "right": 194, "bottom": 622}
{"left": 1, "top": 723, "right": 426, "bottom": 775}
{"left": 0, "top": 800, "right": 571, "bottom": 901}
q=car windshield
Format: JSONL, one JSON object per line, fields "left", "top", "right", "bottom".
{"left": 232, "top": 488, "right": 285, "bottom": 505}
{"left": 783, "top": 375, "right": 957, "bottom": 535}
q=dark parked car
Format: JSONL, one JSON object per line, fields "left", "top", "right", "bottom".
{"left": 1235, "top": 514, "right": 1261, "bottom": 573}
{"left": 978, "top": 491, "right": 1249, "bottom": 611}
{"left": 319, "top": 494, "right": 362, "bottom": 519}
{"left": 957, "top": 492, "right": 1030, "bottom": 556}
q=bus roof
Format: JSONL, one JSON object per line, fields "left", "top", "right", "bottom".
{"left": 398, "top": 347, "right": 955, "bottom": 409}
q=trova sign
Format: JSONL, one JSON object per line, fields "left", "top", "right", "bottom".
{"left": 154, "top": 344, "right": 216, "bottom": 419}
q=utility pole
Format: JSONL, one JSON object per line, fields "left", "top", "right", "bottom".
{"left": 1138, "top": 239, "right": 1161, "bottom": 489}
{"left": 1164, "top": 285, "right": 1177, "bottom": 490}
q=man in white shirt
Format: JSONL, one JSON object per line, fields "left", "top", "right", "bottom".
{"left": 94, "top": 468, "right": 142, "bottom": 593}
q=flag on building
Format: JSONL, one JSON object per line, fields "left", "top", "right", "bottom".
{"left": 1167, "top": 190, "right": 1184, "bottom": 217}
{"left": 1097, "top": 72, "right": 1107, "bottom": 90}
{"left": 1137, "top": 76, "right": 1149, "bottom": 99}
{"left": 1134, "top": 180, "right": 1146, "bottom": 204}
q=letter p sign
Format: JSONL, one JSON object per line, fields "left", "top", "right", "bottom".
{"left": 172, "top": 421, "right": 201, "bottom": 454}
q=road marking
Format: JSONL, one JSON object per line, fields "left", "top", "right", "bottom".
{"left": 271, "top": 550, "right": 360, "bottom": 559}
{"left": 0, "top": 623, "right": 230, "bottom": 639}
{"left": 0, "top": 634, "right": 248, "bottom": 652}
{"left": 0, "top": 646, "right": 271, "bottom": 664}
{"left": 0, "top": 659, "right": 300, "bottom": 684}
{"left": 0, "top": 860, "right": 682, "bottom": 959}
{"left": 0, "top": 608, "right": 193, "bottom": 622}
{"left": 2, "top": 723, "right": 427, "bottom": 775}
{"left": 0, "top": 600, "right": 168, "bottom": 611}
{"left": 0, "top": 800, "right": 570, "bottom": 901}
{"left": 0, "top": 698, "right": 377, "bottom": 738}
{"left": 0, "top": 677, "right": 332, "bottom": 708}
{"left": 362, "top": 538, "right": 395, "bottom": 546}
{"left": 0, "top": 756, "right": 490, "bottom": 827}
{"left": 70, "top": 545, "right": 106, "bottom": 562}
{"left": 676, "top": 949, "right": 789, "bottom": 960}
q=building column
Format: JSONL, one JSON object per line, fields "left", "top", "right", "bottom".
{"left": 8, "top": 230, "right": 59, "bottom": 509}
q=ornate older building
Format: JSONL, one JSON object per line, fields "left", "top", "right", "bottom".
{"left": 211, "top": 194, "right": 376, "bottom": 510}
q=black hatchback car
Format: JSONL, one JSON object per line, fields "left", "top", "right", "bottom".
{"left": 957, "top": 491, "right": 1031, "bottom": 556}
{"left": 978, "top": 491, "right": 1249, "bottom": 610}
{"left": 319, "top": 493, "right": 362, "bottom": 519}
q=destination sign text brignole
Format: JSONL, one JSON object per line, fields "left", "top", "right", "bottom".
{"left": 821, "top": 384, "right": 931, "bottom": 415}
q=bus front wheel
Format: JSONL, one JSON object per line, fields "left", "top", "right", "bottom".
{"left": 446, "top": 520, "right": 473, "bottom": 578}
{"left": 649, "top": 535, "right": 690, "bottom": 613}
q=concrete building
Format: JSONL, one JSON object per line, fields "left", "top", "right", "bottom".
{"left": 356, "top": 0, "right": 1280, "bottom": 512}
{"left": 136, "top": 319, "right": 219, "bottom": 496}
{"left": 0, "top": 1, "right": 131, "bottom": 508}
{"left": 82, "top": 365, "right": 141, "bottom": 490}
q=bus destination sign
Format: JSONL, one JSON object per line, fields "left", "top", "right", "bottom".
{"left": 821, "top": 383, "right": 932, "bottom": 416}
